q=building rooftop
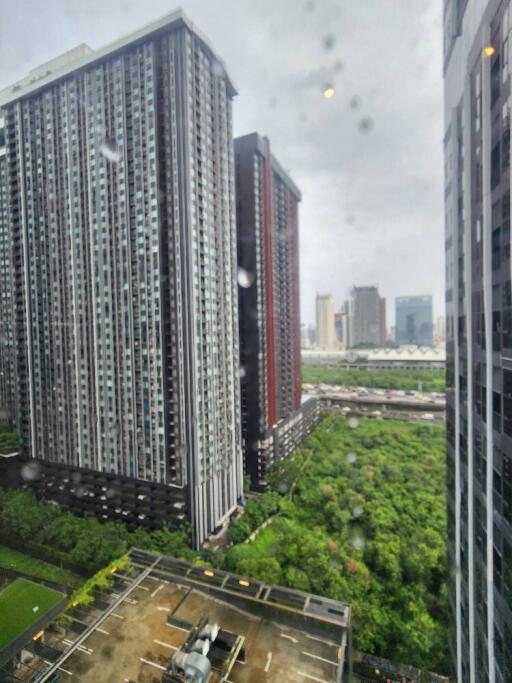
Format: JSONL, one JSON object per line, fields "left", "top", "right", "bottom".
{"left": 4, "top": 548, "right": 351, "bottom": 683}
{"left": 0, "top": 8, "right": 236, "bottom": 108}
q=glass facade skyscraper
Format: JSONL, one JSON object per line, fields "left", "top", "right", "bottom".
{"left": 444, "top": 0, "right": 512, "bottom": 680}
{"left": 395, "top": 295, "right": 433, "bottom": 347}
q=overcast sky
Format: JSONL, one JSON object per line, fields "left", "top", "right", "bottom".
{"left": 1, "top": 0, "right": 444, "bottom": 328}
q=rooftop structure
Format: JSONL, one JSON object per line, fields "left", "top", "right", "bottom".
{"left": 1, "top": 548, "right": 352, "bottom": 683}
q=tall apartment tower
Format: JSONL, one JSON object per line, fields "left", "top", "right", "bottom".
{"left": 315, "top": 293, "right": 336, "bottom": 349}
{"left": 0, "top": 116, "right": 17, "bottom": 426}
{"left": 395, "top": 295, "right": 433, "bottom": 347}
{"left": 444, "top": 1, "right": 512, "bottom": 680}
{"left": 351, "top": 286, "right": 383, "bottom": 348}
{"left": 0, "top": 11, "right": 243, "bottom": 547}
{"left": 235, "top": 133, "right": 302, "bottom": 486}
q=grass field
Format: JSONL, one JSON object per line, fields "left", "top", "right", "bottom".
{"left": 0, "top": 545, "right": 80, "bottom": 587}
{"left": 0, "top": 578, "right": 64, "bottom": 651}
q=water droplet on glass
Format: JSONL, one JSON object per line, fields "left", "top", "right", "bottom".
{"left": 21, "top": 461, "right": 41, "bottom": 482}
{"left": 358, "top": 116, "right": 374, "bottom": 133}
{"left": 346, "top": 215, "right": 356, "bottom": 225}
{"left": 346, "top": 452, "right": 357, "bottom": 464}
{"left": 269, "top": 96, "right": 278, "bottom": 109}
{"left": 322, "top": 34, "right": 336, "bottom": 51}
{"left": 323, "top": 85, "right": 335, "bottom": 99}
{"left": 352, "top": 505, "right": 363, "bottom": 518}
{"left": 348, "top": 416, "right": 359, "bottom": 429}
{"left": 75, "top": 486, "right": 86, "bottom": 498}
{"left": 305, "top": 0, "right": 315, "bottom": 12}
{"left": 212, "top": 60, "right": 224, "bottom": 78}
{"left": 333, "top": 59, "right": 343, "bottom": 73}
{"left": 237, "top": 268, "right": 255, "bottom": 288}
{"left": 100, "top": 139, "right": 122, "bottom": 163}
{"left": 349, "top": 96, "right": 361, "bottom": 110}
{"left": 351, "top": 526, "right": 366, "bottom": 550}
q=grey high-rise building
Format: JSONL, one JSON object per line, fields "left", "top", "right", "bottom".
{"left": 444, "top": 1, "right": 512, "bottom": 680}
{"left": 350, "top": 286, "right": 384, "bottom": 348}
{"left": 0, "top": 115, "right": 17, "bottom": 426}
{"left": 395, "top": 295, "right": 433, "bottom": 347}
{"left": 0, "top": 10, "right": 243, "bottom": 547}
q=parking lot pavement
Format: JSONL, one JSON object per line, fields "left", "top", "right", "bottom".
{"left": 56, "top": 571, "right": 342, "bottom": 682}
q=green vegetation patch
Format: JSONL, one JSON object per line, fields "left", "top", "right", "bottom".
{"left": 225, "top": 416, "right": 448, "bottom": 674}
{"left": 0, "top": 545, "right": 80, "bottom": 587}
{"left": 0, "top": 578, "right": 64, "bottom": 650}
{"left": 302, "top": 365, "right": 445, "bottom": 392}
{"left": 0, "top": 429, "right": 19, "bottom": 455}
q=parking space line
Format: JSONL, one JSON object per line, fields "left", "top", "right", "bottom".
{"left": 157, "top": 606, "right": 170, "bottom": 612}
{"left": 140, "top": 657, "right": 166, "bottom": 671}
{"left": 301, "top": 650, "right": 338, "bottom": 666}
{"left": 264, "top": 651, "right": 273, "bottom": 673}
{"left": 151, "top": 584, "right": 164, "bottom": 598}
{"left": 280, "top": 633, "right": 299, "bottom": 643}
{"left": 305, "top": 633, "right": 339, "bottom": 647}
{"left": 110, "top": 613, "right": 124, "bottom": 620}
{"left": 58, "top": 667, "right": 73, "bottom": 676}
{"left": 138, "top": 585, "right": 149, "bottom": 591}
{"left": 95, "top": 627, "right": 110, "bottom": 635}
{"left": 154, "top": 639, "right": 178, "bottom": 650}
{"left": 296, "top": 672, "right": 330, "bottom": 683}
{"left": 166, "top": 623, "right": 189, "bottom": 633}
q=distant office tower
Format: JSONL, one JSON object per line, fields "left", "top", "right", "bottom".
{"left": 379, "top": 297, "right": 387, "bottom": 347}
{"left": 395, "top": 295, "right": 433, "bottom": 347}
{"left": 334, "top": 311, "right": 343, "bottom": 345}
{"left": 435, "top": 315, "right": 446, "bottom": 344}
{"left": 0, "top": 11, "right": 243, "bottom": 547}
{"left": 235, "top": 132, "right": 302, "bottom": 486}
{"left": 350, "top": 286, "right": 384, "bottom": 348}
{"left": 315, "top": 294, "right": 336, "bottom": 349}
{"left": 0, "top": 118, "right": 16, "bottom": 426}
{"left": 444, "top": 1, "right": 512, "bottom": 680}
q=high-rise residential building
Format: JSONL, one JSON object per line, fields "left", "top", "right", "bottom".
{"left": 0, "top": 10, "right": 243, "bottom": 547}
{"left": 0, "top": 115, "right": 17, "bottom": 426}
{"left": 444, "top": 1, "right": 512, "bottom": 680}
{"left": 235, "top": 132, "right": 302, "bottom": 487}
{"left": 395, "top": 295, "right": 433, "bottom": 347}
{"left": 350, "top": 286, "right": 384, "bottom": 348}
{"left": 315, "top": 293, "right": 336, "bottom": 349}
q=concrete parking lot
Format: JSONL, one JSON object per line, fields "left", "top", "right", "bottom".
{"left": 42, "top": 572, "right": 342, "bottom": 683}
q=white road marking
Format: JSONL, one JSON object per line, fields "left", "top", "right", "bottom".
{"left": 296, "top": 672, "right": 330, "bottom": 683}
{"left": 264, "top": 651, "right": 273, "bottom": 673}
{"left": 138, "top": 585, "right": 149, "bottom": 591}
{"left": 140, "top": 658, "right": 166, "bottom": 671}
{"left": 62, "top": 639, "right": 93, "bottom": 655}
{"left": 95, "top": 627, "right": 110, "bottom": 635}
{"left": 110, "top": 612, "right": 124, "bottom": 620}
{"left": 301, "top": 651, "right": 338, "bottom": 666}
{"left": 125, "top": 598, "right": 138, "bottom": 605}
{"left": 58, "top": 667, "right": 73, "bottom": 676}
{"left": 151, "top": 584, "right": 164, "bottom": 599}
{"left": 157, "top": 606, "right": 170, "bottom": 612}
{"left": 166, "top": 623, "right": 189, "bottom": 633}
{"left": 280, "top": 633, "right": 299, "bottom": 644}
{"left": 305, "top": 633, "right": 339, "bottom": 647}
{"left": 154, "top": 639, "right": 177, "bottom": 651}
